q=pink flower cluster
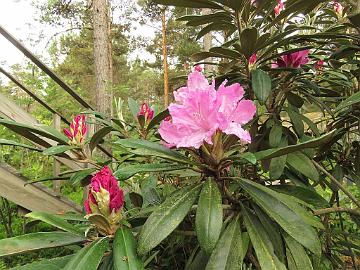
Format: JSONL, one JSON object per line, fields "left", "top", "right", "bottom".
{"left": 272, "top": 50, "right": 309, "bottom": 69}
{"left": 159, "top": 70, "right": 256, "bottom": 149}
{"left": 84, "top": 166, "right": 124, "bottom": 216}
{"left": 274, "top": 0, "right": 285, "bottom": 16}
{"left": 138, "top": 103, "right": 154, "bottom": 122}
{"left": 64, "top": 114, "right": 87, "bottom": 145}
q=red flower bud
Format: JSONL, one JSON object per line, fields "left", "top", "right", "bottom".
{"left": 63, "top": 114, "right": 87, "bottom": 145}
{"left": 138, "top": 103, "right": 154, "bottom": 123}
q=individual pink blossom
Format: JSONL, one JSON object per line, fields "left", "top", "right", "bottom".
{"left": 138, "top": 103, "right": 154, "bottom": 123}
{"left": 158, "top": 71, "right": 256, "bottom": 149}
{"left": 194, "top": 65, "right": 203, "bottom": 72}
{"left": 63, "top": 114, "right": 87, "bottom": 145}
{"left": 249, "top": 53, "right": 257, "bottom": 65}
{"left": 314, "top": 60, "right": 325, "bottom": 71}
{"left": 274, "top": 0, "right": 284, "bottom": 16}
{"left": 84, "top": 166, "right": 124, "bottom": 217}
{"left": 333, "top": 1, "right": 343, "bottom": 15}
{"left": 272, "top": 50, "right": 309, "bottom": 68}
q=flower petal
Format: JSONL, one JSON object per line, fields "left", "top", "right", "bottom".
{"left": 232, "top": 100, "right": 256, "bottom": 125}
{"left": 223, "top": 122, "right": 252, "bottom": 143}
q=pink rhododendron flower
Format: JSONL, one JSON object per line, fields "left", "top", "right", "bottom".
{"left": 272, "top": 50, "right": 309, "bottom": 68}
{"left": 333, "top": 1, "right": 343, "bottom": 15}
{"left": 194, "top": 65, "right": 203, "bottom": 72}
{"left": 63, "top": 114, "right": 87, "bottom": 145}
{"left": 314, "top": 60, "right": 325, "bottom": 71}
{"left": 138, "top": 103, "right": 154, "bottom": 122}
{"left": 158, "top": 71, "right": 256, "bottom": 149}
{"left": 84, "top": 166, "right": 124, "bottom": 218}
{"left": 274, "top": 0, "right": 284, "bottom": 16}
{"left": 249, "top": 53, "right": 257, "bottom": 65}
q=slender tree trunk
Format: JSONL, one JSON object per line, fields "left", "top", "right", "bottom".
{"left": 202, "top": 8, "right": 213, "bottom": 73}
{"left": 92, "top": 0, "right": 113, "bottom": 117}
{"left": 161, "top": 7, "right": 169, "bottom": 108}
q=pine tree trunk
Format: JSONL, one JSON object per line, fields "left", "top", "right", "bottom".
{"left": 202, "top": 8, "right": 213, "bottom": 72}
{"left": 92, "top": 0, "right": 113, "bottom": 117}
{"left": 161, "top": 7, "right": 169, "bottom": 107}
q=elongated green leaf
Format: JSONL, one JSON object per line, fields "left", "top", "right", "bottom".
{"left": 128, "top": 98, "right": 139, "bottom": 119}
{"left": 252, "top": 69, "right": 272, "bottom": 105}
{"left": 254, "top": 130, "right": 335, "bottom": 160}
{"left": 36, "top": 124, "right": 69, "bottom": 143}
{"left": 240, "top": 28, "right": 258, "bottom": 58}
{"left": 114, "top": 163, "right": 187, "bottom": 181}
{"left": 63, "top": 238, "right": 109, "bottom": 270}
{"left": 0, "top": 232, "right": 86, "bottom": 257}
{"left": 113, "top": 227, "right": 144, "bottom": 270}
{"left": 270, "top": 155, "right": 287, "bottom": 180}
{"left": 336, "top": 91, "right": 360, "bottom": 112}
{"left": 25, "top": 212, "right": 83, "bottom": 235}
{"left": 205, "top": 215, "right": 245, "bottom": 270}
{"left": 115, "top": 139, "right": 193, "bottom": 164}
{"left": 287, "top": 108, "right": 304, "bottom": 138}
{"left": 9, "top": 255, "right": 74, "bottom": 270}
{"left": 269, "top": 125, "right": 283, "bottom": 148}
{"left": 90, "top": 126, "right": 113, "bottom": 152}
{"left": 137, "top": 184, "right": 202, "bottom": 255}
{"left": 287, "top": 152, "right": 319, "bottom": 181}
{"left": 146, "top": 109, "right": 169, "bottom": 130}
{"left": 242, "top": 206, "right": 287, "bottom": 270}
{"left": 238, "top": 178, "right": 321, "bottom": 256}
{"left": 0, "top": 139, "right": 41, "bottom": 151}
{"left": 284, "top": 233, "right": 314, "bottom": 270}
{"left": 70, "top": 168, "right": 96, "bottom": 185}
{"left": 43, "top": 145, "right": 78, "bottom": 156}
{"left": 196, "top": 179, "right": 223, "bottom": 254}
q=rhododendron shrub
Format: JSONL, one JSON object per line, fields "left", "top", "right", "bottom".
{"left": 1, "top": 0, "right": 359, "bottom": 269}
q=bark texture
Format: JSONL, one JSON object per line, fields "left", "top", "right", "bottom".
{"left": 161, "top": 8, "right": 169, "bottom": 107}
{"left": 202, "top": 8, "right": 213, "bottom": 72}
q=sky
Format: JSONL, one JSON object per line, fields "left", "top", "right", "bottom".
{"left": 0, "top": 0, "right": 155, "bottom": 70}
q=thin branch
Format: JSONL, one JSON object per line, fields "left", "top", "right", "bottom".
{"left": 312, "top": 160, "right": 360, "bottom": 209}
{"left": 313, "top": 207, "right": 360, "bottom": 216}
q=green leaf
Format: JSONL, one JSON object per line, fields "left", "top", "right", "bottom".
{"left": 251, "top": 69, "right": 272, "bottom": 105}
{"left": 196, "top": 179, "right": 223, "bottom": 254}
{"left": 8, "top": 255, "right": 74, "bottom": 270}
{"left": 269, "top": 124, "right": 283, "bottom": 148}
{"left": 115, "top": 139, "right": 193, "bottom": 165}
{"left": 196, "top": 22, "right": 236, "bottom": 40}
{"left": 36, "top": 124, "right": 69, "bottom": 143}
{"left": 153, "top": 0, "right": 223, "bottom": 9}
{"left": 335, "top": 91, "right": 360, "bottom": 112}
{"left": 287, "top": 108, "right": 304, "bottom": 138}
{"left": 128, "top": 98, "right": 139, "bottom": 119}
{"left": 146, "top": 109, "right": 169, "bottom": 130}
{"left": 25, "top": 212, "right": 83, "bottom": 235}
{"left": 137, "top": 184, "right": 202, "bottom": 256}
{"left": 0, "top": 139, "right": 41, "bottom": 151}
{"left": 254, "top": 130, "right": 336, "bottom": 160}
{"left": 114, "top": 163, "right": 187, "bottom": 181}
{"left": 240, "top": 28, "right": 258, "bottom": 58}
{"left": 287, "top": 152, "right": 319, "bottom": 181}
{"left": 0, "top": 232, "right": 86, "bottom": 257}
{"left": 286, "top": 93, "right": 304, "bottom": 108}
{"left": 238, "top": 178, "right": 322, "bottom": 256}
{"left": 113, "top": 227, "right": 144, "bottom": 270}
{"left": 70, "top": 168, "right": 97, "bottom": 185}
{"left": 89, "top": 126, "right": 113, "bottom": 152}
{"left": 43, "top": 145, "right": 78, "bottom": 156}
{"left": 284, "top": 233, "right": 314, "bottom": 270}
{"left": 269, "top": 155, "right": 287, "bottom": 179}
{"left": 63, "top": 238, "right": 109, "bottom": 270}
{"left": 205, "top": 215, "right": 245, "bottom": 270}
{"left": 212, "top": 0, "right": 244, "bottom": 10}
{"left": 242, "top": 206, "right": 287, "bottom": 270}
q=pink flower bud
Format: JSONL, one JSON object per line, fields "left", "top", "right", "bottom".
{"left": 249, "top": 53, "right": 257, "bottom": 65}
{"left": 314, "top": 60, "right": 325, "bottom": 71}
{"left": 194, "top": 65, "right": 203, "bottom": 72}
{"left": 84, "top": 166, "right": 124, "bottom": 216}
{"left": 138, "top": 103, "right": 154, "bottom": 123}
{"left": 272, "top": 50, "right": 309, "bottom": 69}
{"left": 274, "top": 0, "right": 284, "bottom": 16}
{"left": 334, "top": 1, "right": 343, "bottom": 15}
{"left": 63, "top": 114, "right": 87, "bottom": 145}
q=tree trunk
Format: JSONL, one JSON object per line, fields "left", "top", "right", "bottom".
{"left": 161, "top": 7, "right": 169, "bottom": 108}
{"left": 92, "top": 0, "right": 113, "bottom": 117}
{"left": 202, "top": 8, "right": 213, "bottom": 73}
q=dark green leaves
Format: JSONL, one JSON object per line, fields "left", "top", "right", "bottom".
{"left": 0, "top": 139, "right": 41, "bottom": 151}
{"left": 238, "top": 178, "right": 322, "bottom": 256}
{"left": 43, "top": 145, "right": 78, "bottom": 156}
{"left": 251, "top": 69, "right": 272, "bottom": 105}
{"left": 287, "top": 152, "right": 319, "bottom": 181}
{"left": 137, "top": 184, "right": 202, "bottom": 255}
{"left": 284, "top": 233, "right": 314, "bottom": 270}
{"left": 0, "top": 232, "right": 86, "bottom": 257}
{"left": 114, "top": 163, "right": 187, "bottom": 181}
{"left": 89, "top": 126, "right": 113, "bottom": 152}
{"left": 205, "top": 215, "right": 245, "bottom": 270}
{"left": 113, "top": 227, "right": 144, "bottom": 270}
{"left": 63, "top": 238, "right": 109, "bottom": 270}
{"left": 196, "top": 179, "right": 223, "bottom": 254}
{"left": 240, "top": 28, "right": 258, "bottom": 58}
{"left": 8, "top": 255, "right": 74, "bottom": 270}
